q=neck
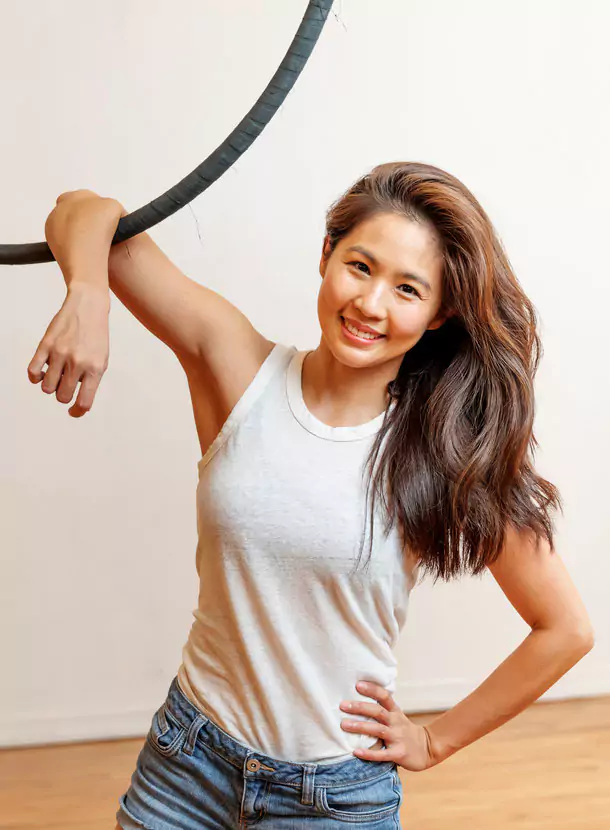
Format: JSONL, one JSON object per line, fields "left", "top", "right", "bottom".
{"left": 301, "top": 342, "right": 397, "bottom": 427}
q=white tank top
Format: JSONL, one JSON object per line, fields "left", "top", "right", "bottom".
{"left": 177, "top": 342, "right": 418, "bottom": 764}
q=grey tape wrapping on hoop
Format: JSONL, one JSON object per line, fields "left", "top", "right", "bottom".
{"left": 0, "top": 0, "right": 334, "bottom": 266}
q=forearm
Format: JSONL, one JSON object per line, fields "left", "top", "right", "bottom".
{"left": 426, "top": 626, "right": 594, "bottom": 764}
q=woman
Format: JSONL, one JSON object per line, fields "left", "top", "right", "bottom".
{"left": 32, "top": 162, "right": 594, "bottom": 829}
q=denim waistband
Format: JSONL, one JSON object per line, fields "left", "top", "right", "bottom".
{"left": 165, "top": 674, "right": 396, "bottom": 787}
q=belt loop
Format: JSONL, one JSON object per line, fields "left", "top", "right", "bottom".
{"left": 300, "top": 763, "right": 317, "bottom": 806}
{"left": 157, "top": 705, "right": 169, "bottom": 735}
{"left": 182, "top": 714, "right": 208, "bottom": 756}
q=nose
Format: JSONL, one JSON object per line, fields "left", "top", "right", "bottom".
{"left": 353, "top": 282, "right": 386, "bottom": 321}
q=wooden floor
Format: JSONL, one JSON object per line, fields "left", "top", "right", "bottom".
{"left": 1, "top": 695, "right": 608, "bottom": 829}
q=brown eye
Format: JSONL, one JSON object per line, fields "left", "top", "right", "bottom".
{"left": 348, "top": 261, "right": 370, "bottom": 274}
{"left": 397, "top": 283, "right": 421, "bottom": 299}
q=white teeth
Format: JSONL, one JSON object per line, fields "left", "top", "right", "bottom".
{"left": 343, "top": 318, "right": 381, "bottom": 340}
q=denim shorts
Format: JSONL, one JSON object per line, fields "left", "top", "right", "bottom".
{"left": 116, "top": 675, "right": 403, "bottom": 828}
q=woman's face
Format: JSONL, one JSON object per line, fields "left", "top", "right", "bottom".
{"left": 318, "top": 212, "right": 447, "bottom": 369}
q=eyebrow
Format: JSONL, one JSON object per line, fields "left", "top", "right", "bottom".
{"left": 345, "top": 245, "right": 432, "bottom": 294}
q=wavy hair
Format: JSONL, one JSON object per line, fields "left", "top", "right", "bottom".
{"left": 324, "top": 162, "right": 562, "bottom": 584}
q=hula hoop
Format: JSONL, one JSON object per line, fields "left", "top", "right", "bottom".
{"left": 0, "top": 0, "right": 334, "bottom": 266}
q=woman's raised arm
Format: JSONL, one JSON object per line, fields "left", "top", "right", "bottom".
{"left": 28, "top": 189, "right": 269, "bottom": 417}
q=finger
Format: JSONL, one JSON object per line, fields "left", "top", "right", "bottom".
{"left": 353, "top": 745, "right": 392, "bottom": 761}
{"left": 344, "top": 702, "right": 390, "bottom": 723}
{"left": 27, "top": 342, "right": 51, "bottom": 384}
{"left": 40, "top": 352, "right": 67, "bottom": 395}
{"left": 342, "top": 719, "right": 384, "bottom": 738}
{"left": 55, "top": 362, "right": 84, "bottom": 405}
{"left": 357, "top": 683, "right": 400, "bottom": 713}
{"left": 68, "top": 372, "right": 101, "bottom": 418}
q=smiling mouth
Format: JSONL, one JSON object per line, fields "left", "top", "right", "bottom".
{"left": 340, "top": 316, "right": 385, "bottom": 341}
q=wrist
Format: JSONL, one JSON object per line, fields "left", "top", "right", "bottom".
{"left": 423, "top": 722, "right": 454, "bottom": 766}
{"left": 68, "top": 279, "right": 111, "bottom": 310}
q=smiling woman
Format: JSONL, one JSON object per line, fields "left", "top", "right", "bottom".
{"left": 24, "top": 149, "right": 595, "bottom": 826}
{"left": 6, "top": 2, "right": 596, "bottom": 822}
{"left": 20, "top": 125, "right": 595, "bottom": 825}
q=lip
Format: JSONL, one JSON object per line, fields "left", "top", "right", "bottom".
{"left": 340, "top": 316, "right": 385, "bottom": 344}
{"left": 342, "top": 316, "right": 384, "bottom": 336}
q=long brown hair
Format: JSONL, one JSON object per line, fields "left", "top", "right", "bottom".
{"left": 324, "top": 161, "right": 562, "bottom": 584}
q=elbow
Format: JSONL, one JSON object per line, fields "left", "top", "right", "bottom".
{"left": 577, "top": 627, "right": 595, "bottom": 652}
{"left": 535, "top": 621, "right": 595, "bottom": 654}
{"left": 566, "top": 623, "right": 595, "bottom": 654}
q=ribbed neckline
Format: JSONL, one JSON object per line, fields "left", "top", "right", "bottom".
{"left": 286, "top": 350, "right": 394, "bottom": 442}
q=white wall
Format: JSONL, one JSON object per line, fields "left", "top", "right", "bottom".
{"left": 1, "top": 0, "right": 607, "bottom": 747}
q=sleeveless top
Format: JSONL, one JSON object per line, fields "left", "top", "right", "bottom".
{"left": 177, "top": 342, "right": 419, "bottom": 764}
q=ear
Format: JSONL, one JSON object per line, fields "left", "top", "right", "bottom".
{"left": 319, "top": 235, "right": 332, "bottom": 278}
{"left": 427, "top": 307, "right": 453, "bottom": 331}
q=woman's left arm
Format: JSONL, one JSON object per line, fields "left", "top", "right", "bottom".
{"left": 426, "top": 526, "right": 595, "bottom": 765}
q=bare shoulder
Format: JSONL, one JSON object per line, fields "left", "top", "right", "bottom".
{"left": 179, "top": 323, "right": 276, "bottom": 459}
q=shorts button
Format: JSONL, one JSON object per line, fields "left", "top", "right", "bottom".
{"left": 247, "top": 758, "right": 261, "bottom": 772}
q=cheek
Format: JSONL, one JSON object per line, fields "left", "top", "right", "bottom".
{"left": 390, "top": 309, "right": 432, "bottom": 340}
{"left": 318, "top": 273, "right": 349, "bottom": 315}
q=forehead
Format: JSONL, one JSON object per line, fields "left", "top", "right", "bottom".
{"left": 341, "top": 212, "right": 443, "bottom": 290}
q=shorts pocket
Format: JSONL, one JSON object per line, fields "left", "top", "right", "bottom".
{"left": 145, "top": 703, "right": 187, "bottom": 759}
{"left": 319, "top": 768, "right": 401, "bottom": 822}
